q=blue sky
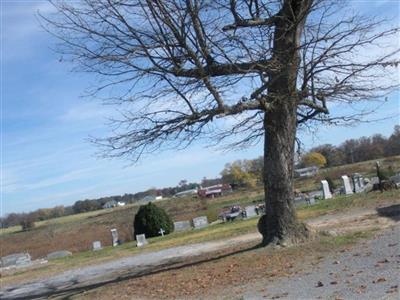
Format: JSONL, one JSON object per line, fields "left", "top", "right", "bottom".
{"left": 1, "top": 1, "right": 399, "bottom": 215}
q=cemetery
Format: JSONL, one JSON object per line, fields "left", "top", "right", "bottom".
{"left": 2, "top": 0, "right": 400, "bottom": 297}
{"left": 1, "top": 158, "right": 399, "bottom": 299}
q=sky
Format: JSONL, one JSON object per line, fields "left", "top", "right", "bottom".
{"left": 1, "top": 0, "right": 399, "bottom": 215}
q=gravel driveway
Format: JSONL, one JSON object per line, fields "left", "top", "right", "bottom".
{"left": 239, "top": 224, "right": 400, "bottom": 300}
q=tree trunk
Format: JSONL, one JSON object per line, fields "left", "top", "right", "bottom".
{"left": 258, "top": 108, "right": 309, "bottom": 246}
{"left": 257, "top": 0, "right": 312, "bottom": 246}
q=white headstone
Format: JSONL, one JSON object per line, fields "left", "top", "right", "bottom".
{"left": 111, "top": 228, "right": 119, "bottom": 246}
{"left": 92, "top": 241, "right": 102, "bottom": 251}
{"left": 352, "top": 173, "right": 364, "bottom": 193}
{"left": 244, "top": 206, "right": 257, "bottom": 218}
{"left": 173, "top": 220, "right": 192, "bottom": 232}
{"left": 341, "top": 175, "right": 353, "bottom": 195}
{"left": 136, "top": 234, "right": 148, "bottom": 247}
{"left": 192, "top": 216, "right": 208, "bottom": 229}
{"left": 321, "top": 180, "right": 332, "bottom": 199}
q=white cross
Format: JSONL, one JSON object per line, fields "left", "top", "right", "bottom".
{"left": 158, "top": 228, "right": 165, "bottom": 236}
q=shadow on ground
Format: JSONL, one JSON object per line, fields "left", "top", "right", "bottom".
{"left": 12, "top": 243, "right": 264, "bottom": 300}
{"left": 376, "top": 204, "right": 400, "bottom": 221}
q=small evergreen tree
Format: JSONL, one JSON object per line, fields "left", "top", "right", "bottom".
{"left": 133, "top": 202, "right": 174, "bottom": 238}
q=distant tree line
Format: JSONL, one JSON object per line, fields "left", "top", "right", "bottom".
{"left": 221, "top": 157, "right": 264, "bottom": 189}
{"left": 1, "top": 127, "right": 398, "bottom": 228}
{"left": 306, "top": 126, "right": 400, "bottom": 167}
{"left": 220, "top": 126, "right": 400, "bottom": 187}
{"left": 0, "top": 180, "right": 204, "bottom": 228}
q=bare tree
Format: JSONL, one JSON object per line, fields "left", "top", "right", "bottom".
{"left": 41, "top": 0, "right": 399, "bottom": 246}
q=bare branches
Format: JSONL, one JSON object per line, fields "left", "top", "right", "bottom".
{"left": 171, "top": 59, "right": 275, "bottom": 77}
{"left": 41, "top": 0, "right": 400, "bottom": 160}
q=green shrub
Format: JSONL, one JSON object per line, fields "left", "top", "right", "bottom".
{"left": 133, "top": 202, "right": 174, "bottom": 238}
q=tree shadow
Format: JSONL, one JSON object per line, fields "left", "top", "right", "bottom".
{"left": 376, "top": 204, "right": 400, "bottom": 222}
{"left": 6, "top": 243, "right": 264, "bottom": 300}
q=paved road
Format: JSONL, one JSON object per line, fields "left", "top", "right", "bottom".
{"left": 240, "top": 224, "right": 400, "bottom": 300}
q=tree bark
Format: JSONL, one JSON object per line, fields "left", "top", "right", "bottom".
{"left": 257, "top": 0, "right": 311, "bottom": 246}
{"left": 258, "top": 107, "right": 309, "bottom": 246}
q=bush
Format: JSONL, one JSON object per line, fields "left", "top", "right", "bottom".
{"left": 20, "top": 215, "right": 35, "bottom": 231}
{"left": 133, "top": 202, "right": 174, "bottom": 238}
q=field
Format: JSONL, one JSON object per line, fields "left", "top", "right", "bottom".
{"left": 1, "top": 156, "right": 399, "bottom": 262}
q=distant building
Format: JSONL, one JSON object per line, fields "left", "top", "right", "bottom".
{"left": 117, "top": 201, "right": 126, "bottom": 207}
{"left": 294, "top": 166, "right": 319, "bottom": 178}
{"left": 173, "top": 188, "right": 198, "bottom": 198}
{"left": 198, "top": 184, "right": 232, "bottom": 198}
{"left": 103, "top": 200, "right": 117, "bottom": 209}
{"left": 140, "top": 195, "right": 163, "bottom": 202}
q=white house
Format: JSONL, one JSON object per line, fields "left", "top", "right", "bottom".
{"left": 173, "top": 188, "right": 198, "bottom": 198}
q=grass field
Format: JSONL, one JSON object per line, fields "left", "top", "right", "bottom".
{"left": 1, "top": 156, "right": 398, "bottom": 261}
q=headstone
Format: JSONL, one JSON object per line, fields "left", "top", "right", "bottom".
{"left": 341, "top": 175, "right": 353, "bottom": 195}
{"left": 46, "top": 250, "right": 72, "bottom": 260}
{"left": 110, "top": 228, "right": 119, "bottom": 247}
{"left": 92, "top": 241, "right": 102, "bottom": 251}
{"left": 158, "top": 228, "right": 165, "bottom": 236}
{"left": 370, "top": 176, "right": 380, "bottom": 185}
{"left": 244, "top": 205, "right": 257, "bottom": 218}
{"left": 321, "top": 180, "right": 332, "bottom": 199}
{"left": 173, "top": 220, "right": 192, "bottom": 232}
{"left": 192, "top": 216, "right": 208, "bottom": 229}
{"left": 352, "top": 173, "right": 364, "bottom": 193}
{"left": 1, "top": 253, "right": 31, "bottom": 268}
{"left": 136, "top": 234, "right": 148, "bottom": 247}
{"left": 309, "top": 190, "right": 323, "bottom": 198}
{"left": 390, "top": 173, "right": 400, "bottom": 188}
